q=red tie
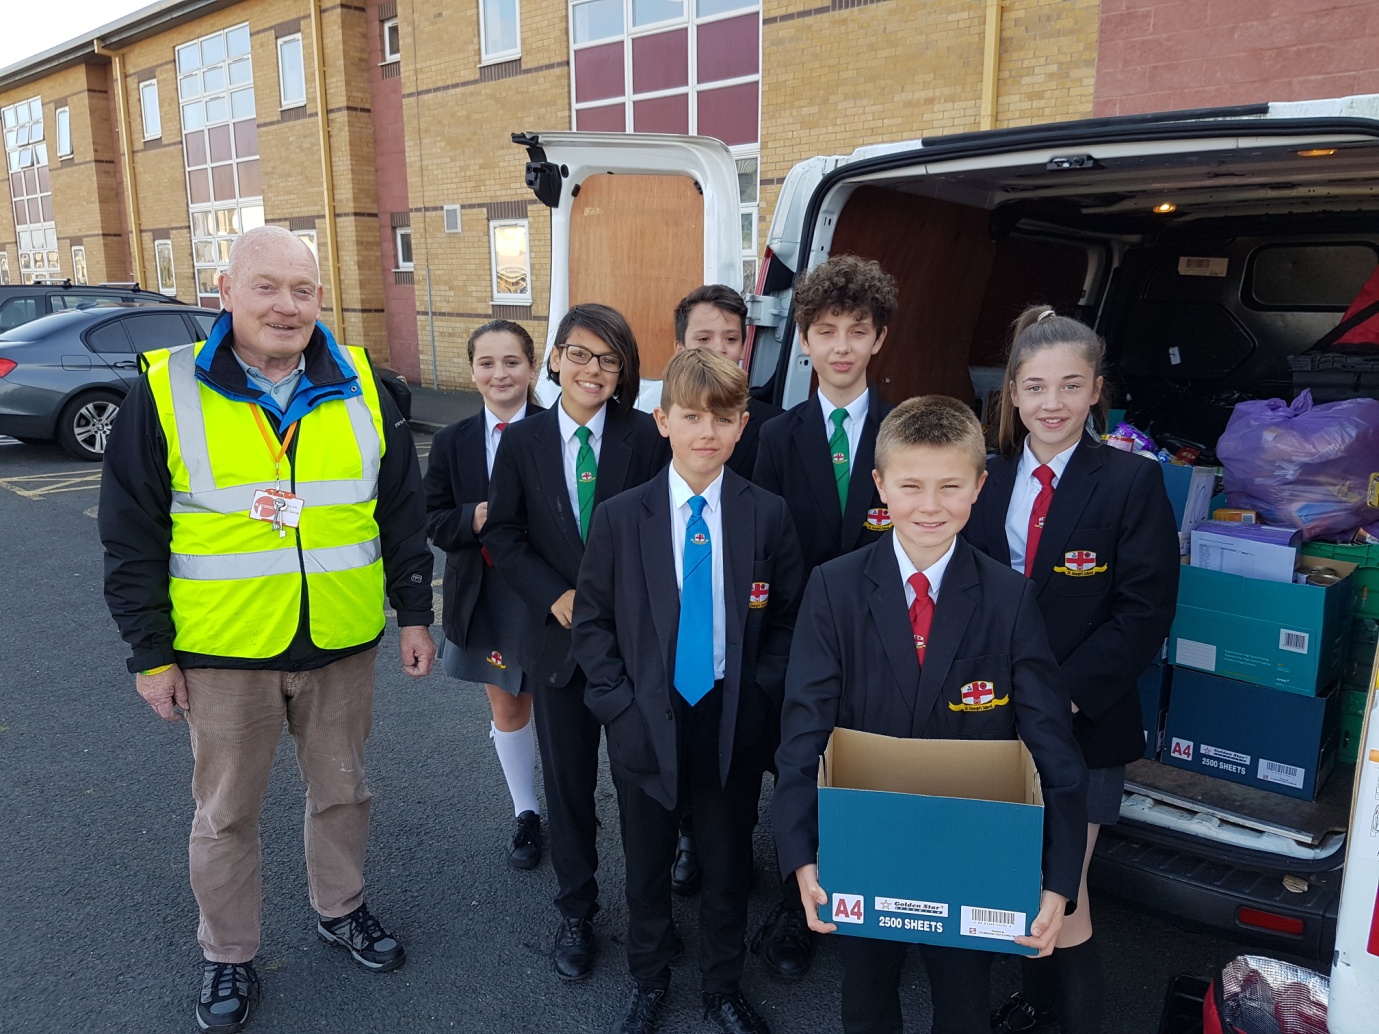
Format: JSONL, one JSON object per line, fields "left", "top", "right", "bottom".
{"left": 482, "top": 423, "right": 510, "bottom": 568}
{"left": 495, "top": 422, "right": 508, "bottom": 433}
{"left": 1024, "top": 464, "right": 1056, "bottom": 577}
{"left": 907, "top": 572, "right": 933, "bottom": 662}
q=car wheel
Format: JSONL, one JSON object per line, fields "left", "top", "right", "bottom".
{"left": 57, "top": 390, "right": 123, "bottom": 461}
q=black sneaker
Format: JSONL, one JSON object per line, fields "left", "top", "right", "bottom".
{"left": 990, "top": 992, "right": 1058, "bottom": 1034}
{"left": 508, "top": 810, "right": 543, "bottom": 870}
{"left": 196, "top": 960, "right": 258, "bottom": 1034}
{"left": 317, "top": 902, "right": 406, "bottom": 972}
{"left": 612, "top": 985, "right": 667, "bottom": 1034}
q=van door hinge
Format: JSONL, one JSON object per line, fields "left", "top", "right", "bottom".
{"left": 744, "top": 293, "right": 785, "bottom": 328}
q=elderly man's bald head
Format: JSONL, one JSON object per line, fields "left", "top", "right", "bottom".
{"left": 225, "top": 224, "right": 319, "bottom": 282}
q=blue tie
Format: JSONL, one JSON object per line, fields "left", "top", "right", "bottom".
{"left": 674, "top": 495, "right": 714, "bottom": 705}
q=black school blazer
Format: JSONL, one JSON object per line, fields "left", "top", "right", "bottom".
{"left": 726, "top": 395, "right": 784, "bottom": 479}
{"left": 752, "top": 382, "right": 894, "bottom": 570}
{"left": 422, "top": 402, "right": 545, "bottom": 650}
{"left": 772, "top": 534, "right": 1088, "bottom": 903}
{"left": 482, "top": 404, "right": 670, "bottom": 687}
{"left": 964, "top": 437, "right": 1180, "bottom": 768}
{"left": 571, "top": 466, "right": 805, "bottom": 809}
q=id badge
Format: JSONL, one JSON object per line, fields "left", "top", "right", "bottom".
{"left": 249, "top": 488, "right": 304, "bottom": 530}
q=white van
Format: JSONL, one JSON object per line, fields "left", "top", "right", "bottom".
{"left": 514, "top": 93, "right": 1379, "bottom": 961}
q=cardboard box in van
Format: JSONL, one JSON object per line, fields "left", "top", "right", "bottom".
{"left": 815, "top": 729, "right": 1041, "bottom": 956}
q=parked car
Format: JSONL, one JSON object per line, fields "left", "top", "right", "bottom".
{"left": 515, "top": 96, "right": 1379, "bottom": 962}
{"left": 0, "top": 280, "right": 186, "bottom": 333}
{"left": 0, "top": 302, "right": 413, "bottom": 460}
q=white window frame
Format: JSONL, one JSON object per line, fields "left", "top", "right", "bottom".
{"left": 479, "top": 0, "right": 522, "bottom": 65}
{"left": 277, "top": 34, "right": 307, "bottom": 110}
{"left": 294, "top": 229, "right": 319, "bottom": 263}
{"left": 382, "top": 17, "right": 402, "bottom": 63}
{"left": 394, "top": 225, "right": 414, "bottom": 271}
{"left": 154, "top": 239, "right": 177, "bottom": 295}
{"left": 443, "top": 205, "right": 462, "bottom": 233}
{"left": 488, "top": 218, "right": 531, "bottom": 304}
{"left": 140, "top": 79, "right": 162, "bottom": 140}
{"left": 55, "top": 107, "right": 72, "bottom": 157}
{"left": 70, "top": 245, "right": 87, "bottom": 284}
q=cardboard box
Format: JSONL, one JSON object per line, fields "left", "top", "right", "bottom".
{"left": 1161, "top": 668, "right": 1340, "bottom": 800}
{"left": 1189, "top": 522, "right": 1301, "bottom": 583}
{"left": 1138, "top": 661, "right": 1172, "bottom": 760}
{"left": 815, "top": 729, "right": 1041, "bottom": 956}
{"left": 1159, "top": 464, "right": 1218, "bottom": 556}
{"left": 1171, "top": 561, "right": 1355, "bottom": 695}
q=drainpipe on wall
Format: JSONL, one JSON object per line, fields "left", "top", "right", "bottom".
{"left": 93, "top": 41, "right": 145, "bottom": 288}
{"left": 980, "top": 0, "right": 1003, "bottom": 132}
{"left": 309, "top": 0, "right": 345, "bottom": 337}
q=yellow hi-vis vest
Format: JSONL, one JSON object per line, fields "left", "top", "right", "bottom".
{"left": 144, "top": 341, "right": 387, "bottom": 658}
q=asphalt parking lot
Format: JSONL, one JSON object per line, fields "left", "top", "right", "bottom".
{"left": 1, "top": 431, "right": 1268, "bottom": 1034}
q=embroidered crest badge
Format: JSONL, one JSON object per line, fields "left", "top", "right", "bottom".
{"left": 1053, "top": 549, "right": 1108, "bottom": 577}
{"left": 947, "top": 680, "right": 1010, "bottom": 713}
{"left": 864, "top": 507, "right": 893, "bottom": 531}
{"left": 749, "top": 582, "right": 770, "bottom": 609}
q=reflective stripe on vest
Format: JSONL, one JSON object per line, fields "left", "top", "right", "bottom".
{"left": 146, "top": 340, "right": 388, "bottom": 658}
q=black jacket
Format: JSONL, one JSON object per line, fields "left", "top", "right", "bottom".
{"left": 481, "top": 404, "right": 670, "bottom": 687}
{"left": 424, "top": 403, "right": 544, "bottom": 649}
{"left": 751, "top": 382, "right": 893, "bottom": 570}
{"left": 773, "top": 535, "right": 1088, "bottom": 902}
{"left": 963, "top": 438, "right": 1180, "bottom": 768}
{"left": 100, "top": 326, "right": 434, "bottom": 674}
{"left": 572, "top": 466, "right": 805, "bottom": 809}
{"left": 726, "top": 395, "right": 783, "bottom": 479}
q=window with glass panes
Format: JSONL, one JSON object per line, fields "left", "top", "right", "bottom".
{"left": 569, "top": 1, "right": 760, "bottom": 288}
{"left": 177, "top": 23, "right": 264, "bottom": 307}
{"left": 3, "top": 96, "right": 59, "bottom": 284}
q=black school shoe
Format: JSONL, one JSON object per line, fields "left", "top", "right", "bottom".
{"left": 317, "top": 902, "right": 406, "bottom": 972}
{"left": 196, "top": 960, "right": 259, "bottom": 1034}
{"left": 554, "top": 916, "right": 597, "bottom": 981}
{"left": 611, "top": 986, "right": 667, "bottom": 1034}
{"left": 749, "top": 902, "right": 813, "bottom": 980}
{"left": 704, "top": 990, "right": 773, "bottom": 1034}
{"left": 670, "top": 833, "right": 702, "bottom": 896}
{"left": 508, "top": 810, "right": 543, "bottom": 870}
{"left": 990, "top": 992, "right": 1059, "bottom": 1034}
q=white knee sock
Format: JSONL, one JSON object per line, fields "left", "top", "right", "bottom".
{"left": 491, "top": 720, "right": 540, "bottom": 818}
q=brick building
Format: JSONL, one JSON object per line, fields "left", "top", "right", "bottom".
{"left": 1, "top": 0, "right": 1375, "bottom": 387}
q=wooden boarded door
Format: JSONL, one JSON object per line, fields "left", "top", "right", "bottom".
{"left": 568, "top": 173, "right": 704, "bottom": 379}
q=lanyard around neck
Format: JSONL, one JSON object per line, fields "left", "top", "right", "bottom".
{"left": 251, "top": 405, "right": 298, "bottom": 487}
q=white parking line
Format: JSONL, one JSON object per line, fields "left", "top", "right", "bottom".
{"left": 0, "top": 470, "right": 103, "bottom": 498}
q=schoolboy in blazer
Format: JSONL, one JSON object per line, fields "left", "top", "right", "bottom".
{"left": 774, "top": 397, "right": 1088, "bottom": 1034}
{"left": 573, "top": 349, "right": 804, "bottom": 1034}
{"left": 483, "top": 304, "right": 670, "bottom": 982}
{"left": 748, "top": 255, "right": 900, "bottom": 978}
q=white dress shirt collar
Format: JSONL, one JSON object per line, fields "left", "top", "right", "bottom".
{"left": 668, "top": 463, "right": 724, "bottom": 513}
{"left": 557, "top": 399, "right": 607, "bottom": 444}
{"left": 1015, "top": 435, "right": 1078, "bottom": 487}
{"left": 818, "top": 385, "right": 870, "bottom": 431}
{"left": 484, "top": 403, "right": 527, "bottom": 436}
{"left": 893, "top": 532, "right": 956, "bottom": 606}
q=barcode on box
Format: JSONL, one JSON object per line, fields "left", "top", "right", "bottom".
{"left": 1258, "top": 758, "right": 1305, "bottom": 789}
{"left": 1279, "top": 629, "right": 1310, "bottom": 655}
{"left": 960, "top": 905, "right": 1024, "bottom": 941}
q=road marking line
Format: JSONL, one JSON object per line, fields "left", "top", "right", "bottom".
{"left": 0, "top": 470, "right": 103, "bottom": 498}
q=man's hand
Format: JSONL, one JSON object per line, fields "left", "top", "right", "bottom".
{"left": 795, "top": 863, "right": 837, "bottom": 934}
{"left": 400, "top": 625, "right": 436, "bottom": 677}
{"left": 471, "top": 501, "right": 488, "bottom": 534}
{"left": 1014, "top": 889, "right": 1068, "bottom": 956}
{"left": 551, "top": 589, "right": 576, "bottom": 630}
{"left": 137, "top": 665, "right": 189, "bottom": 721}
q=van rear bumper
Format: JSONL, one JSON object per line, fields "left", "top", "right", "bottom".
{"left": 1089, "top": 824, "right": 1340, "bottom": 963}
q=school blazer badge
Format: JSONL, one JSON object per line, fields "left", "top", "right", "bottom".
{"left": 1053, "top": 549, "right": 1108, "bottom": 577}
{"left": 948, "top": 680, "right": 1010, "bottom": 712}
{"left": 863, "top": 507, "right": 893, "bottom": 531}
{"left": 749, "top": 582, "right": 770, "bottom": 609}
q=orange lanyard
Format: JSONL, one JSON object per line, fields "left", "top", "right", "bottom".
{"left": 250, "top": 405, "right": 298, "bottom": 488}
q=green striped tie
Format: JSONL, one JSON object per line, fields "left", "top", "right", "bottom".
{"left": 574, "top": 425, "right": 596, "bottom": 542}
{"left": 829, "top": 407, "right": 850, "bottom": 513}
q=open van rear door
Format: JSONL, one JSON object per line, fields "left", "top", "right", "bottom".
{"left": 513, "top": 131, "right": 742, "bottom": 410}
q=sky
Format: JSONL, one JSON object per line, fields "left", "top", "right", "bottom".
{"left": 2, "top": 1, "right": 154, "bottom": 72}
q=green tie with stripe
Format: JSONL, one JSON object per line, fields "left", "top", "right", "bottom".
{"left": 829, "top": 407, "right": 850, "bottom": 513}
{"left": 574, "top": 425, "right": 596, "bottom": 542}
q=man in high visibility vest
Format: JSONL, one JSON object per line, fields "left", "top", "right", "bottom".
{"left": 99, "top": 225, "right": 436, "bottom": 1034}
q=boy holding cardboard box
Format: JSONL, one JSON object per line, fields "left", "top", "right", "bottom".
{"left": 773, "top": 396, "right": 1088, "bottom": 1034}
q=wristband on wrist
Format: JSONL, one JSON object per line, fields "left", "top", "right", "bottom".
{"left": 141, "top": 663, "right": 173, "bottom": 676}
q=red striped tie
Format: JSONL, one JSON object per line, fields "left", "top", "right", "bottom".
{"left": 908, "top": 572, "right": 933, "bottom": 662}
{"left": 1024, "top": 464, "right": 1056, "bottom": 578}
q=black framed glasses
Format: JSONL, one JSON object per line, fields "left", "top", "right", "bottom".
{"left": 558, "top": 343, "right": 624, "bottom": 373}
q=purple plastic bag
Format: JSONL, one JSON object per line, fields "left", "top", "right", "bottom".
{"left": 1217, "top": 390, "right": 1379, "bottom": 542}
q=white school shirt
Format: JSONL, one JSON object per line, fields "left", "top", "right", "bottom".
{"left": 484, "top": 404, "right": 528, "bottom": 477}
{"left": 894, "top": 533, "right": 955, "bottom": 610}
{"left": 817, "top": 387, "right": 869, "bottom": 467}
{"left": 557, "top": 401, "right": 606, "bottom": 527}
{"left": 669, "top": 464, "right": 727, "bottom": 681}
{"left": 1004, "top": 437, "right": 1078, "bottom": 574}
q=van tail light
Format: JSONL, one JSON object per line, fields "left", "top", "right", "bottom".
{"left": 1236, "top": 907, "right": 1306, "bottom": 936}
{"left": 0, "top": 358, "right": 16, "bottom": 378}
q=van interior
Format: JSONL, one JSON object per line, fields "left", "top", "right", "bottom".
{"left": 777, "top": 136, "right": 1379, "bottom": 460}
